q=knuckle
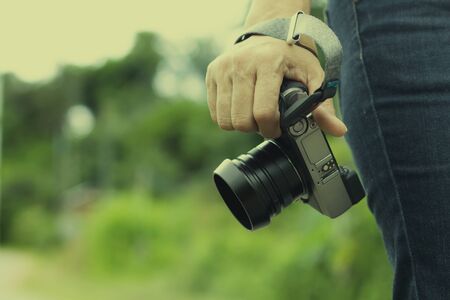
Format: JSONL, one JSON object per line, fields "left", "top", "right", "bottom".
{"left": 206, "top": 62, "right": 213, "bottom": 75}
{"left": 232, "top": 115, "right": 255, "bottom": 132}
{"left": 315, "top": 67, "right": 325, "bottom": 81}
{"left": 253, "top": 108, "right": 279, "bottom": 124}
{"left": 205, "top": 71, "right": 213, "bottom": 86}
{"left": 206, "top": 82, "right": 215, "bottom": 95}
{"left": 307, "top": 69, "right": 324, "bottom": 87}
{"left": 206, "top": 60, "right": 217, "bottom": 77}
{"left": 216, "top": 55, "right": 231, "bottom": 70}
{"left": 209, "top": 56, "right": 229, "bottom": 75}
{"left": 217, "top": 117, "right": 233, "bottom": 130}
{"left": 230, "top": 56, "right": 253, "bottom": 81}
{"left": 207, "top": 95, "right": 216, "bottom": 106}
{"left": 205, "top": 66, "right": 217, "bottom": 87}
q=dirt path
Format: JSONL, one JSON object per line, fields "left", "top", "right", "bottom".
{"left": 0, "top": 249, "right": 45, "bottom": 300}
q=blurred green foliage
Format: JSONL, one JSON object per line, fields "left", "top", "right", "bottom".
{"left": 1, "top": 32, "right": 258, "bottom": 242}
{"left": 83, "top": 194, "right": 188, "bottom": 275}
{"left": 0, "top": 4, "right": 393, "bottom": 299}
{"left": 65, "top": 189, "right": 391, "bottom": 300}
{"left": 10, "top": 205, "right": 59, "bottom": 248}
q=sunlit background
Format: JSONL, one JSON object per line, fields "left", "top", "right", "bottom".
{"left": 0, "top": 1, "right": 392, "bottom": 299}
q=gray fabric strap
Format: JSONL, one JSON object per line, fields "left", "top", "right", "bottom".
{"left": 236, "top": 13, "right": 342, "bottom": 86}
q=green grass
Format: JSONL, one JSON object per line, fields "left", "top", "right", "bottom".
{"left": 0, "top": 138, "right": 392, "bottom": 300}
{"left": 0, "top": 184, "right": 392, "bottom": 300}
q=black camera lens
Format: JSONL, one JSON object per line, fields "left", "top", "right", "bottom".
{"left": 213, "top": 140, "right": 304, "bottom": 230}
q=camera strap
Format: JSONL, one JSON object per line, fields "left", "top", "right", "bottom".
{"left": 235, "top": 11, "right": 342, "bottom": 114}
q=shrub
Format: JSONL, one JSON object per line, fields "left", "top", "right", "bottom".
{"left": 10, "top": 205, "right": 59, "bottom": 249}
{"left": 82, "top": 193, "right": 186, "bottom": 276}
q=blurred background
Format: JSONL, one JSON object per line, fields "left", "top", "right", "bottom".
{"left": 0, "top": 0, "right": 392, "bottom": 299}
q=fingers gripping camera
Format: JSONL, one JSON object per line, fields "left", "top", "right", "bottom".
{"left": 213, "top": 80, "right": 365, "bottom": 230}
{"left": 212, "top": 12, "right": 366, "bottom": 230}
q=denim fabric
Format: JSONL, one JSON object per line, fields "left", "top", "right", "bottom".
{"left": 327, "top": 1, "right": 450, "bottom": 299}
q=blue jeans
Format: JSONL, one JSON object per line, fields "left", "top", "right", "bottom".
{"left": 327, "top": 1, "right": 450, "bottom": 299}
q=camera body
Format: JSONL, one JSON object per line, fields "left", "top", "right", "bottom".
{"left": 276, "top": 81, "right": 364, "bottom": 218}
{"left": 213, "top": 12, "right": 364, "bottom": 230}
{"left": 213, "top": 79, "right": 365, "bottom": 230}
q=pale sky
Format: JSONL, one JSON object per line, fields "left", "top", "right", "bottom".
{"left": 0, "top": 0, "right": 249, "bottom": 81}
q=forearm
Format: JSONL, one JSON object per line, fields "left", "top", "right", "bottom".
{"left": 243, "top": 0, "right": 315, "bottom": 52}
{"left": 245, "top": 0, "right": 311, "bottom": 28}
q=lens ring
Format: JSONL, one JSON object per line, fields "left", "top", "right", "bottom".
{"left": 237, "top": 154, "right": 280, "bottom": 215}
{"left": 268, "top": 141, "right": 308, "bottom": 201}
{"left": 213, "top": 159, "right": 271, "bottom": 230}
{"left": 213, "top": 139, "right": 305, "bottom": 230}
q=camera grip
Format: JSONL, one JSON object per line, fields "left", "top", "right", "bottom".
{"left": 279, "top": 78, "right": 329, "bottom": 128}
{"left": 279, "top": 79, "right": 309, "bottom": 118}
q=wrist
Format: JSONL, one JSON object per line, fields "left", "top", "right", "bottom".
{"left": 243, "top": 1, "right": 315, "bottom": 53}
{"left": 244, "top": 0, "right": 311, "bottom": 28}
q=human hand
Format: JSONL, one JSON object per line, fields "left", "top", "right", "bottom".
{"left": 205, "top": 36, "right": 347, "bottom": 138}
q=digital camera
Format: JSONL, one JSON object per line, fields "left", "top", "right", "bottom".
{"left": 213, "top": 79, "right": 365, "bottom": 230}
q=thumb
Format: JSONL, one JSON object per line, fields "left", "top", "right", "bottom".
{"left": 312, "top": 99, "right": 347, "bottom": 137}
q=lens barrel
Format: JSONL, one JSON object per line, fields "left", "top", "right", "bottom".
{"left": 213, "top": 140, "right": 304, "bottom": 230}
